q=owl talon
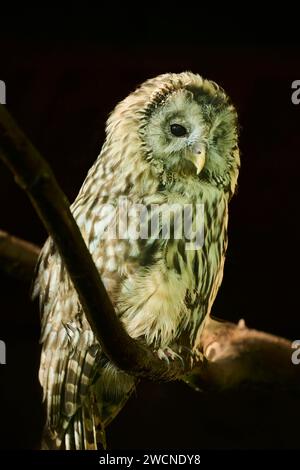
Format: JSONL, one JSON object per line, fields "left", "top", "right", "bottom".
{"left": 157, "top": 348, "right": 170, "bottom": 365}
{"left": 156, "top": 347, "right": 184, "bottom": 368}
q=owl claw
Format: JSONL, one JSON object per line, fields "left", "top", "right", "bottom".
{"left": 156, "top": 347, "right": 184, "bottom": 368}
{"left": 157, "top": 348, "right": 170, "bottom": 365}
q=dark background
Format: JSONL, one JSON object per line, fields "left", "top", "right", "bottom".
{"left": 0, "top": 9, "right": 300, "bottom": 449}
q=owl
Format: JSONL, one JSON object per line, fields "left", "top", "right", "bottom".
{"left": 33, "top": 72, "right": 240, "bottom": 449}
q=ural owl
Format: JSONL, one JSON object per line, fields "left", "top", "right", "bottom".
{"left": 33, "top": 72, "right": 240, "bottom": 449}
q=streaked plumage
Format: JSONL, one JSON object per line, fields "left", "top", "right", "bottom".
{"left": 33, "top": 72, "right": 240, "bottom": 449}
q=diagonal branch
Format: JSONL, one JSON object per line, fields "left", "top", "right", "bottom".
{"left": 0, "top": 104, "right": 188, "bottom": 381}
{"left": 0, "top": 229, "right": 298, "bottom": 390}
{"left": 0, "top": 104, "right": 298, "bottom": 390}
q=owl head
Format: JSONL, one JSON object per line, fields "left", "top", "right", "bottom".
{"left": 105, "top": 72, "right": 240, "bottom": 197}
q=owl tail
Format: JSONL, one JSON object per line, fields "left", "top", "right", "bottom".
{"left": 41, "top": 397, "right": 106, "bottom": 450}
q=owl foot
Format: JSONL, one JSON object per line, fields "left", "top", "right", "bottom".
{"left": 156, "top": 347, "right": 185, "bottom": 368}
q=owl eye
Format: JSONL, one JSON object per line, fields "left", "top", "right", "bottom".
{"left": 170, "top": 123, "right": 187, "bottom": 137}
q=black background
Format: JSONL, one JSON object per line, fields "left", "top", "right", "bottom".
{"left": 0, "top": 8, "right": 300, "bottom": 450}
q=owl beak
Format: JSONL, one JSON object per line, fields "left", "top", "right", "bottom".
{"left": 188, "top": 144, "right": 206, "bottom": 175}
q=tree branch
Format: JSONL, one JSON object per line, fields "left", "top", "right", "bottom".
{"left": 0, "top": 230, "right": 40, "bottom": 282}
{"left": 0, "top": 104, "right": 298, "bottom": 390}
{"left": 0, "top": 229, "right": 298, "bottom": 390}
{"left": 185, "top": 316, "right": 298, "bottom": 391}
{"left": 0, "top": 104, "right": 189, "bottom": 381}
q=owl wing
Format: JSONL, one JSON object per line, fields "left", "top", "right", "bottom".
{"left": 33, "top": 196, "right": 145, "bottom": 449}
{"left": 34, "top": 237, "right": 106, "bottom": 449}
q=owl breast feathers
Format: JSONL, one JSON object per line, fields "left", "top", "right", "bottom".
{"left": 33, "top": 72, "right": 240, "bottom": 449}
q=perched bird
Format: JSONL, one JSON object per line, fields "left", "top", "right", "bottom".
{"left": 33, "top": 72, "right": 240, "bottom": 449}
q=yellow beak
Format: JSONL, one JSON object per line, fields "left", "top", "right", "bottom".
{"left": 187, "top": 145, "right": 206, "bottom": 175}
